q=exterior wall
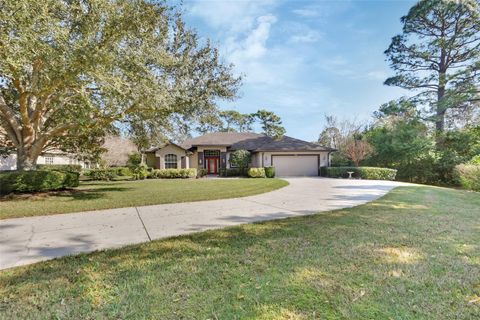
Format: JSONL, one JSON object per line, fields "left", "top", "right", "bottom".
{"left": 0, "top": 153, "right": 90, "bottom": 171}
{"left": 154, "top": 144, "right": 186, "bottom": 169}
{"left": 0, "top": 154, "right": 17, "bottom": 171}
{"left": 145, "top": 153, "right": 157, "bottom": 168}
{"left": 189, "top": 152, "right": 198, "bottom": 169}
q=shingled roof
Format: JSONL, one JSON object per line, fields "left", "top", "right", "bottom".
{"left": 181, "top": 132, "right": 334, "bottom": 152}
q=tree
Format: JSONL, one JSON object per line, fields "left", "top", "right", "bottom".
{"left": 229, "top": 149, "right": 251, "bottom": 174}
{"left": 0, "top": 0, "right": 240, "bottom": 170}
{"left": 219, "top": 110, "right": 243, "bottom": 132}
{"left": 318, "top": 114, "right": 366, "bottom": 166}
{"left": 366, "top": 117, "right": 436, "bottom": 183}
{"left": 344, "top": 139, "right": 373, "bottom": 167}
{"left": 254, "top": 109, "right": 286, "bottom": 138}
{"left": 385, "top": 0, "right": 480, "bottom": 138}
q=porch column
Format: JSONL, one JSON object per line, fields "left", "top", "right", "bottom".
{"left": 198, "top": 152, "right": 204, "bottom": 169}
{"left": 220, "top": 152, "right": 227, "bottom": 169}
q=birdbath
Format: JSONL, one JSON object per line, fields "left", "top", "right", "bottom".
{"left": 347, "top": 171, "right": 354, "bottom": 179}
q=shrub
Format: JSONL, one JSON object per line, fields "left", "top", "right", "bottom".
{"left": 114, "top": 166, "right": 132, "bottom": 176}
{"left": 324, "top": 167, "right": 397, "bottom": 180}
{"left": 131, "top": 164, "right": 149, "bottom": 180}
{"left": 229, "top": 150, "right": 251, "bottom": 173}
{"left": 469, "top": 155, "right": 480, "bottom": 165}
{"left": 248, "top": 167, "right": 266, "bottom": 178}
{"left": 37, "top": 164, "right": 83, "bottom": 173}
{"left": 127, "top": 153, "right": 142, "bottom": 167}
{"left": 197, "top": 168, "right": 208, "bottom": 178}
{"left": 264, "top": 166, "right": 275, "bottom": 178}
{"left": 454, "top": 164, "right": 480, "bottom": 191}
{"left": 0, "top": 170, "right": 79, "bottom": 195}
{"left": 86, "top": 168, "right": 117, "bottom": 181}
{"left": 219, "top": 168, "right": 242, "bottom": 177}
{"left": 150, "top": 168, "right": 197, "bottom": 179}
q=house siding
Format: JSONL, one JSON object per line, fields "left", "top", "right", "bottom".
{"left": 154, "top": 144, "right": 186, "bottom": 169}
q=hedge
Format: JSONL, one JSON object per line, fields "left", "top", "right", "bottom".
{"left": 454, "top": 164, "right": 480, "bottom": 191}
{"left": 37, "top": 164, "right": 82, "bottom": 173}
{"left": 84, "top": 168, "right": 117, "bottom": 181}
{"left": 219, "top": 168, "right": 243, "bottom": 177}
{"left": 114, "top": 166, "right": 132, "bottom": 176}
{"left": 197, "top": 169, "right": 208, "bottom": 178}
{"left": 150, "top": 168, "right": 197, "bottom": 179}
{"left": 322, "top": 166, "right": 397, "bottom": 180}
{"left": 0, "top": 170, "right": 79, "bottom": 195}
{"left": 248, "top": 167, "right": 266, "bottom": 178}
{"left": 264, "top": 166, "right": 275, "bottom": 178}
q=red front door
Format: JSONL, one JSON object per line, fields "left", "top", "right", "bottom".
{"left": 206, "top": 157, "right": 218, "bottom": 174}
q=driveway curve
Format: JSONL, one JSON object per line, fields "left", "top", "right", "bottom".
{"left": 0, "top": 178, "right": 406, "bottom": 270}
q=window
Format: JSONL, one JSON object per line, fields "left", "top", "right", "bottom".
{"left": 165, "top": 154, "right": 178, "bottom": 169}
{"left": 204, "top": 150, "right": 220, "bottom": 157}
{"left": 45, "top": 156, "right": 54, "bottom": 165}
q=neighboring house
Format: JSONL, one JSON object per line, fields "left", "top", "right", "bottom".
{"left": 143, "top": 132, "right": 335, "bottom": 177}
{"left": 0, "top": 151, "right": 93, "bottom": 171}
{"left": 0, "top": 135, "right": 137, "bottom": 171}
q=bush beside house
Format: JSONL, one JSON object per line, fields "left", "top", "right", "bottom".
{"left": 150, "top": 168, "right": 197, "bottom": 179}
{"left": 264, "top": 166, "right": 275, "bottom": 178}
{"left": 248, "top": 167, "right": 266, "bottom": 178}
{"left": 322, "top": 166, "right": 397, "bottom": 180}
{"left": 0, "top": 170, "right": 79, "bottom": 195}
{"left": 36, "top": 164, "right": 83, "bottom": 173}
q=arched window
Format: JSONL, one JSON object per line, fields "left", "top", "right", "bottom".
{"left": 164, "top": 154, "right": 178, "bottom": 169}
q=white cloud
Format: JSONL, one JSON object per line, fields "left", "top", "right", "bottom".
{"left": 292, "top": 8, "right": 320, "bottom": 17}
{"left": 289, "top": 30, "right": 322, "bottom": 43}
{"left": 231, "top": 14, "right": 277, "bottom": 60}
{"left": 366, "top": 70, "right": 388, "bottom": 81}
{"left": 188, "top": 0, "right": 276, "bottom": 33}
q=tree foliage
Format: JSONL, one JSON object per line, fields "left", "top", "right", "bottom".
{"left": 0, "top": 0, "right": 240, "bottom": 169}
{"left": 385, "top": 0, "right": 480, "bottom": 135}
{"left": 254, "top": 109, "right": 286, "bottom": 139}
{"left": 229, "top": 149, "right": 251, "bottom": 173}
{"left": 195, "top": 108, "right": 285, "bottom": 138}
{"left": 318, "top": 115, "right": 366, "bottom": 166}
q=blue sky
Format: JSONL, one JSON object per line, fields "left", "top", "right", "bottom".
{"left": 183, "top": 0, "right": 416, "bottom": 141}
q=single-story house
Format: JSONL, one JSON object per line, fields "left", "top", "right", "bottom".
{"left": 143, "top": 132, "right": 335, "bottom": 177}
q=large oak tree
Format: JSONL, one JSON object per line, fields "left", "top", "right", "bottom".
{"left": 385, "top": 0, "right": 480, "bottom": 139}
{"left": 0, "top": 0, "right": 240, "bottom": 169}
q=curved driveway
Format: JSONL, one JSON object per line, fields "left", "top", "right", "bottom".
{"left": 0, "top": 178, "right": 406, "bottom": 270}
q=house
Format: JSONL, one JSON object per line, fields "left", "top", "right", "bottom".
{"left": 0, "top": 151, "right": 93, "bottom": 171}
{"left": 143, "top": 132, "right": 335, "bottom": 176}
{"left": 0, "top": 135, "right": 136, "bottom": 171}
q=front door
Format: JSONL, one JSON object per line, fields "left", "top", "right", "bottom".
{"left": 206, "top": 157, "right": 218, "bottom": 174}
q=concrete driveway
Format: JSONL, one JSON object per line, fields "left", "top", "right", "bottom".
{"left": 0, "top": 178, "right": 406, "bottom": 270}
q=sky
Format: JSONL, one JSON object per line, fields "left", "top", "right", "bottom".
{"left": 182, "top": 0, "right": 416, "bottom": 141}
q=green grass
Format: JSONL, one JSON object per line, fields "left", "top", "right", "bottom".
{"left": 1, "top": 186, "right": 479, "bottom": 319}
{"left": 0, "top": 178, "right": 288, "bottom": 219}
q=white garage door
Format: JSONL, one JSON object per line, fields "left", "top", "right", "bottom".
{"left": 272, "top": 155, "right": 319, "bottom": 176}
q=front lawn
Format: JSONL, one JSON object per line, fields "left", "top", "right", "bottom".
{"left": 0, "top": 178, "right": 288, "bottom": 219}
{"left": 1, "top": 186, "right": 479, "bottom": 319}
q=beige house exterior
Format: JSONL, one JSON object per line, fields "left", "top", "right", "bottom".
{"left": 144, "top": 132, "right": 335, "bottom": 177}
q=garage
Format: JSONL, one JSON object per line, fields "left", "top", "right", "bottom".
{"left": 272, "top": 155, "right": 319, "bottom": 177}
